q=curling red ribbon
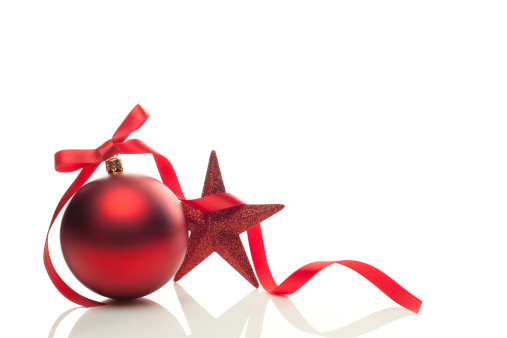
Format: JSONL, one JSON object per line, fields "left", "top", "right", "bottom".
{"left": 45, "top": 105, "right": 422, "bottom": 313}
{"left": 185, "top": 194, "right": 422, "bottom": 313}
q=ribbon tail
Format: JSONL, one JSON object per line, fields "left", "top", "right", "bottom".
{"left": 168, "top": 190, "right": 423, "bottom": 313}
{"left": 247, "top": 224, "right": 422, "bottom": 313}
{"left": 44, "top": 164, "right": 106, "bottom": 307}
{"left": 152, "top": 153, "right": 186, "bottom": 200}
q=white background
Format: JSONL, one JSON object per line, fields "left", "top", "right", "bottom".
{"left": 1, "top": 1, "right": 506, "bottom": 337}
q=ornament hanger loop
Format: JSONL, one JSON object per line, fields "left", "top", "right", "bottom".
{"left": 105, "top": 157, "right": 123, "bottom": 173}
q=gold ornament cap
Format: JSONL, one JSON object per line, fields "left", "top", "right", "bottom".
{"left": 106, "top": 158, "right": 123, "bottom": 173}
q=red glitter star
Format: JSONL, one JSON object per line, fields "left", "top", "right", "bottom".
{"left": 174, "top": 151, "right": 284, "bottom": 287}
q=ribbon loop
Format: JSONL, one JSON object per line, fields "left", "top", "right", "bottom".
{"left": 111, "top": 104, "right": 150, "bottom": 143}
{"left": 96, "top": 139, "right": 118, "bottom": 161}
{"left": 54, "top": 105, "right": 150, "bottom": 172}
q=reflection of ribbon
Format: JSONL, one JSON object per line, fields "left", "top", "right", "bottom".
{"left": 45, "top": 105, "right": 421, "bottom": 312}
{"left": 246, "top": 293, "right": 415, "bottom": 338}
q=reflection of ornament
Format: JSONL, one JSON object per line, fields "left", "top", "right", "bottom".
{"left": 69, "top": 299, "right": 185, "bottom": 338}
{"left": 61, "top": 159, "right": 187, "bottom": 299}
{"left": 174, "top": 151, "right": 284, "bottom": 287}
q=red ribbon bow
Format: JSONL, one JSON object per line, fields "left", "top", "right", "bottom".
{"left": 45, "top": 105, "right": 422, "bottom": 312}
{"left": 54, "top": 107, "right": 149, "bottom": 173}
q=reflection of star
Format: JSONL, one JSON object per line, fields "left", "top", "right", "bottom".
{"left": 174, "top": 283, "right": 258, "bottom": 337}
{"left": 174, "top": 151, "right": 284, "bottom": 287}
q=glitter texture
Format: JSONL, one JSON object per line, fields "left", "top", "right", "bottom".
{"left": 174, "top": 151, "right": 284, "bottom": 287}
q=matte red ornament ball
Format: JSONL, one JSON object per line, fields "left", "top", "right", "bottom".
{"left": 60, "top": 172, "right": 187, "bottom": 300}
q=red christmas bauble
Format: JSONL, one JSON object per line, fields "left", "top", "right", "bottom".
{"left": 61, "top": 172, "right": 187, "bottom": 300}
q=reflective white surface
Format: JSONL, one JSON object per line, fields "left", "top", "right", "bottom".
{"left": 48, "top": 284, "right": 417, "bottom": 338}
{"left": 2, "top": 0, "right": 507, "bottom": 337}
